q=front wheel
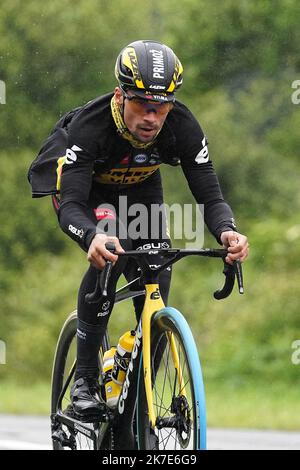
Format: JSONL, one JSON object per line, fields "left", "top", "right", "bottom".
{"left": 136, "top": 307, "right": 206, "bottom": 450}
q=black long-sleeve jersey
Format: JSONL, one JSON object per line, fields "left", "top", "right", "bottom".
{"left": 58, "top": 93, "right": 236, "bottom": 250}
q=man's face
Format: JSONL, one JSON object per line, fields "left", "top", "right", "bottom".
{"left": 114, "top": 87, "right": 173, "bottom": 143}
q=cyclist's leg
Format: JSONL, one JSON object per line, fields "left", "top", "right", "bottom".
{"left": 75, "top": 205, "right": 132, "bottom": 381}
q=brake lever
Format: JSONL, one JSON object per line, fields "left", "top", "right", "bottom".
{"left": 213, "top": 259, "right": 244, "bottom": 300}
{"left": 85, "top": 270, "right": 103, "bottom": 304}
{"left": 213, "top": 261, "right": 235, "bottom": 300}
{"left": 100, "top": 260, "right": 113, "bottom": 297}
{"left": 84, "top": 242, "right": 116, "bottom": 304}
{"left": 234, "top": 260, "right": 244, "bottom": 294}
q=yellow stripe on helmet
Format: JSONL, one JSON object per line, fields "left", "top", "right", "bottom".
{"left": 167, "top": 81, "right": 176, "bottom": 93}
{"left": 122, "top": 47, "right": 145, "bottom": 89}
{"left": 167, "top": 58, "right": 183, "bottom": 92}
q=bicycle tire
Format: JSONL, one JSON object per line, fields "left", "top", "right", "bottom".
{"left": 51, "top": 311, "right": 110, "bottom": 450}
{"left": 136, "top": 307, "right": 206, "bottom": 450}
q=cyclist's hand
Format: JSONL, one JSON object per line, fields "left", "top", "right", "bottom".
{"left": 220, "top": 230, "right": 249, "bottom": 265}
{"left": 87, "top": 234, "right": 124, "bottom": 270}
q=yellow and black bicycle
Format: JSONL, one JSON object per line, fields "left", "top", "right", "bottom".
{"left": 50, "top": 245, "right": 244, "bottom": 450}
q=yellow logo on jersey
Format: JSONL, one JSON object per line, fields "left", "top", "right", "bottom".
{"left": 94, "top": 165, "right": 160, "bottom": 185}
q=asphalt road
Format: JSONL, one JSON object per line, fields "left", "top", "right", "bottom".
{"left": 0, "top": 415, "right": 299, "bottom": 450}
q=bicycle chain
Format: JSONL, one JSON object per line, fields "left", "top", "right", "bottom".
{"left": 109, "top": 425, "right": 115, "bottom": 450}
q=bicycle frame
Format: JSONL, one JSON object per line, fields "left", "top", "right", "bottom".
{"left": 141, "top": 283, "right": 186, "bottom": 428}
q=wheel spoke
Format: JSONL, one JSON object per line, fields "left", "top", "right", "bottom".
{"left": 143, "top": 328, "right": 196, "bottom": 450}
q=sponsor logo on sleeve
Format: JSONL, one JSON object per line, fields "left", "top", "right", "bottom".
{"left": 65, "top": 145, "right": 82, "bottom": 164}
{"left": 68, "top": 224, "right": 84, "bottom": 238}
{"left": 195, "top": 137, "right": 209, "bottom": 164}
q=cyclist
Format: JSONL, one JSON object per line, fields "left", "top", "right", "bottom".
{"left": 51, "top": 40, "right": 249, "bottom": 418}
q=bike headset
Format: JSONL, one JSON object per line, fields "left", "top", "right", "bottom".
{"left": 114, "top": 39, "right": 184, "bottom": 105}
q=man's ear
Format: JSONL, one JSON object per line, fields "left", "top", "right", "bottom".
{"left": 114, "top": 87, "right": 123, "bottom": 106}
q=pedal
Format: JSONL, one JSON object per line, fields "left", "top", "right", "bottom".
{"left": 52, "top": 427, "right": 75, "bottom": 448}
{"left": 63, "top": 404, "right": 76, "bottom": 418}
{"left": 73, "top": 409, "right": 110, "bottom": 423}
{"left": 63, "top": 401, "right": 110, "bottom": 423}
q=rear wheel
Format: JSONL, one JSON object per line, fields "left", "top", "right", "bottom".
{"left": 136, "top": 307, "right": 206, "bottom": 450}
{"left": 51, "top": 311, "right": 110, "bottom": 450}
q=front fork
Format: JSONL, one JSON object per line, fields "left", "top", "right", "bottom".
{"left": 142, "top": 284, "right": 186, "bottom": 428}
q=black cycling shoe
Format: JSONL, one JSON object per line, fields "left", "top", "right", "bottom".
{"left": 70, "top": 376, "right": 106, "bottom": 420}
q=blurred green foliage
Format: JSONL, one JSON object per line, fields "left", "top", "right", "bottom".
{"left": 0, "top": 0, "right": 300, "bottom": 426}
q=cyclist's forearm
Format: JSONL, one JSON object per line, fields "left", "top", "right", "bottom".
{"left": 57, "top": 145, "right": 100, "bottom": 250}
{"left": 58, "top": 200, "right": 99, "bottom": 251}
{"left": 181, "top": 161, "right": 237, "bottom": 244}
{"left": 204, "top": 199, "right": 237, "bottom": 244}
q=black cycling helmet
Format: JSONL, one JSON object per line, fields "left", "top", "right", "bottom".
{"left": 115, "top": 40, "right": 183, "bottom": 102}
